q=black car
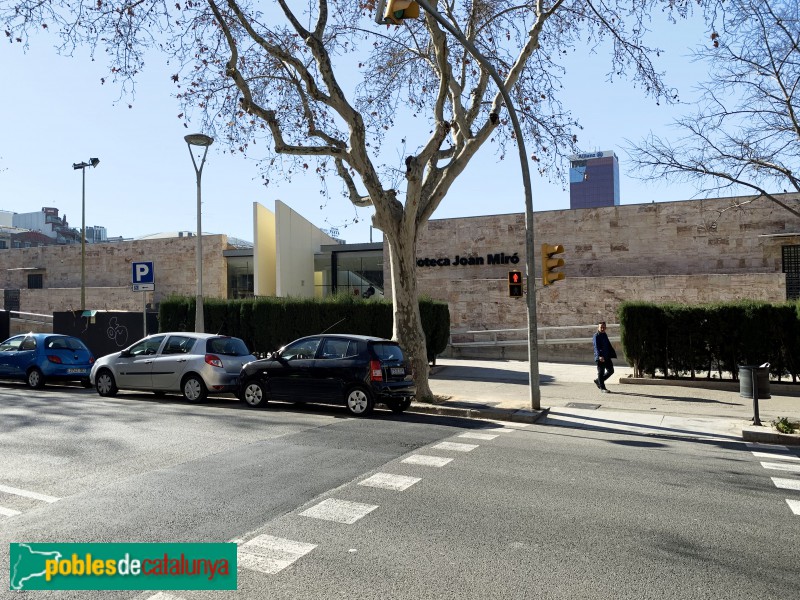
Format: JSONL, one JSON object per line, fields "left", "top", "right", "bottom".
{"left": 239, "top": 334, "right": 416, "bottom": 416}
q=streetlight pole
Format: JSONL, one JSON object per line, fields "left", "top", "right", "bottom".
{"left": 72, "top": 158, "right": 100, "bottom": 312}
{"left": 384, "top": 1, "right": 541, "bottom": 408}
{"left": 184, "top": 134, "right": 214, "bottom": 333}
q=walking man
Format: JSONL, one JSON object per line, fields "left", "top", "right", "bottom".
{"left": 593, "top": 321, "right": 616, "bottom": 393}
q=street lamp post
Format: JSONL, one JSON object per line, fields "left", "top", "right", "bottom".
{"left": 72, "top": 158, "right": 100, "bottom": 312}
{"left": 184, "top": 134, "right": 214, "bottom": 333}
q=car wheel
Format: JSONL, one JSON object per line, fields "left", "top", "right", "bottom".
{"left": 95, "top": 370, "right": 118, "bottom": 397}
{"left": 182, "top": 375, "right": 207, "bottom": 403}
{"left": 26, "top": 368, "right": 45, "bottom": 390}
{"left": 345, "top": 386, "right": 374, "bottom": 416}
{"left": 241, "top": 380, "right": 268, "bottom": 408}
{"left": 390, "top": 397, "right": 413, "bottom": 414}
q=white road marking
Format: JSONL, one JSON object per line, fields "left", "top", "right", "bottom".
{"left": 746, "top": 442, "right": 790, "bottom": 452}
{"left": 761, "top": 462, "right": 800, "bottom": 473}
{"left": 300, "top": 498, "right": 378, "bottom": 524}
{"left": 0, "top": 484, "right": 59, "bottom": 503}
{"left": 238, "top": 535, "right": 317, "bottom": 575}
{"left": 0, "top": 506, "right": 22, "bottom": 517}
{"left": 358, "top": 473, "right": 421, "bottom": 491}
{"left": 458, "top": 432, "right": 499, "bottom": 441}
{"left": 485, "top": 421, "right": 530, "bottom": 429}
{"left": 752, "top": 451, "right": 800, "bottom": 461}
{"left": 433, "top": 441, "right": 479, "bottom": 452}
{"left": 772, "top": 477, "right": 800, "bottom": 491}
{"left": 787, "top": 499, "right": 800, "bottom": 516}
{"left": 146, "top": 593, "right": 187, "bottom": 600}
{"left": 402, "top": 454, "right": 453, "bottom": 467}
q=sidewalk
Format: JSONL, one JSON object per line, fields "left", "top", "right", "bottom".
{"left": 409, "top": 358, "right": 800, "bottom": 445}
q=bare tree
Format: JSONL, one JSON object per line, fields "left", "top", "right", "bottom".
{"left": 628, "top": 0, "right": 800, "bottom": 227}
{"left": 1, "top": 0, "right": 687, "bottom": 399}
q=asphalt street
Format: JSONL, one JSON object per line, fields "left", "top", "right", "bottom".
{"left": 1, "top": 381, "right": 799, "bottom": 599}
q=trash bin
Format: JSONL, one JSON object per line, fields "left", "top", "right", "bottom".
{"left": 738, "top": 364, "right": 771, "bottom": 399}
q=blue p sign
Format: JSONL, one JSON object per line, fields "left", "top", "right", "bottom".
{"left": 132, "top": 262, "right": 154, "bottom": 284}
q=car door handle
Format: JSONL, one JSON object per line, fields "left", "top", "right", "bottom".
{"left": 177, "top": 359, "right": 187, "bottom": 363}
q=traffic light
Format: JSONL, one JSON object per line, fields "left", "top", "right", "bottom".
{"left": 508, "top": 270, "right": 524, "bottom": 298}
{"left": 380, "top": 0, "right": 420, "bottom": 24}
{"left": 541, "top": 244, "right": 565, "bottom": 286}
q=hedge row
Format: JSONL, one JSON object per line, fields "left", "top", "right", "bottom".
{"left": 158, "top": 295, "right": 450, "bottom": 361}
{"left": 619, "top": 300, "right": 800, "bottom": 381}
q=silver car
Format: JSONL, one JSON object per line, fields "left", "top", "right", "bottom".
{"left": 90, "top": 333, "right": 255, "bottom": 402}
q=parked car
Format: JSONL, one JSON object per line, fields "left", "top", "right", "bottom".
{"left": 238, "top": 334, "right": 416, "bottom": 416}
{"left": 90, "top": 333, "right": 256, "bottom": 402}
{"left": 0, "top": 333, "right": 95, "bottom": 389}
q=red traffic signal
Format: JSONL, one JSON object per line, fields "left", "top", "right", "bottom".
{"left": 508, "top": 270, "right": 523, "bottom": 298}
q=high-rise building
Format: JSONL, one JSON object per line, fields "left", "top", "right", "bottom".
{"left": 569, "top": 150, "right": 620, "bottom": 209}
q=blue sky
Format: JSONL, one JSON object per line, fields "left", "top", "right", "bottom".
{"left": 0, "top": 9, "right": 713, "bottom": 245}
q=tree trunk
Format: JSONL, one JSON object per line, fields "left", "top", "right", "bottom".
{"left": 385, "top": 224, "right": 434, "bottom": 402}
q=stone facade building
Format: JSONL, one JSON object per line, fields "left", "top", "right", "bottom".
{"left": 399, "top": 194, "right": 800, "bottom": 359}
{"left": 2, "top": 194, "right": 799, "bottom": 360}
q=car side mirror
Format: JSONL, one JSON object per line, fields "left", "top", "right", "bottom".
{"left": 119, "top": 349, "right": 132, "bottom": 358}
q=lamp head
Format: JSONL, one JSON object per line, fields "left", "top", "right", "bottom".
{"left": 184, "top": 133, "right": 214, "bottom": 147}
{"left": 90, "top": 158, "right": 100, "bottom": 168}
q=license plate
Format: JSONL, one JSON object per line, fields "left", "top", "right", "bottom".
{"left": 67, "top": 368, "right": 87, "bottom": 374}
{"left": 390, "top": 367, "right": 405, "bottom": 376}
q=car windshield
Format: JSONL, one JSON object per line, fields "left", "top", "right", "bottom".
{"left": 372, "top": 342, "right": 404, "bottom": 362}
{"left": 0, "top": 337, "right": 23, "bottom": 351}
{"left": 207, "top": 337, "right": 250, "bottom": 356}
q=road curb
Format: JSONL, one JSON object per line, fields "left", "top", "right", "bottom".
{"left": 408, "top": 402, "right": 548, "bottom": 424}
{"left": 742, "top": 426, "right": 800, "bottom": 446}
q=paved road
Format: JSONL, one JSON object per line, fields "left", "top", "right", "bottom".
{"left": 2, "top": 383, "right": 799, "bottom": 599}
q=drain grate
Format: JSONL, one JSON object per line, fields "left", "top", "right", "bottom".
{"left": 566, "top": 402, "right": 601, "bottom": 410}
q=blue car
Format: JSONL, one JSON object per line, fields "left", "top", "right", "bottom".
{"left": 0, "top": 333, "right": 95, "bottom": 389}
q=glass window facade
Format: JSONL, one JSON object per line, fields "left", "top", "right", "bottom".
{"left": 569, "top": 152, "right": 620, "bottom": 209}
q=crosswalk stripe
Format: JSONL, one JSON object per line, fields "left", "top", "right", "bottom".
{"left": 458, "top": 432, "right": 499, "bottom": 441}
{"left": 299, "top": 498, "right": 378, "bottom": 524}
{"left": 752, "top": 451, "right": 800, "bottom": 461}
{"left": 238, "top": 535, "right": 317, "bottom": 575}
{"left": 787, "top": 499, "right": 800, "bottom": 516}
{"left": 0, "top": 506, "right": 22, "bottom": 517}
{"left": 761, "top": 462, "right": 800, "bottom": 473}
{"left": 771, "top": 477, "right": 800, "bottom": 491}
{"left": 402, "top": 454, "right": 453, "bottom": 467}
{"left": 358, "top": 473, "right": 420, "bottom": 491}
{"left": 746, "top": 442, "right": 790, "bottom": 452}
{"left": 433, "top": 441, "right": 479, "bottom": 452}
{"left": 0, "top": 484, "right": 59, "bottom": 503}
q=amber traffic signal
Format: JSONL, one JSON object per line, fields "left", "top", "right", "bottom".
{"left": 508, "top": 270, "right": 524, "bottom": 298}
{"left": 381, "top": 0, "right": 420, "bottom": 24}
{"left": 541, "top": 244, "right": 565, "bottom": 286}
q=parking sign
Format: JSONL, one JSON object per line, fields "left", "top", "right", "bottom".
{"left": 132, "top": 261, "right": 155, "bottom": 291}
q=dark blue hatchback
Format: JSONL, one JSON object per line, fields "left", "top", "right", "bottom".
{"left": 0, "top": 333, "right": 95, "bottom": 389}
{"left": 238, "top": 334, "right": 416, "bottom": 416}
